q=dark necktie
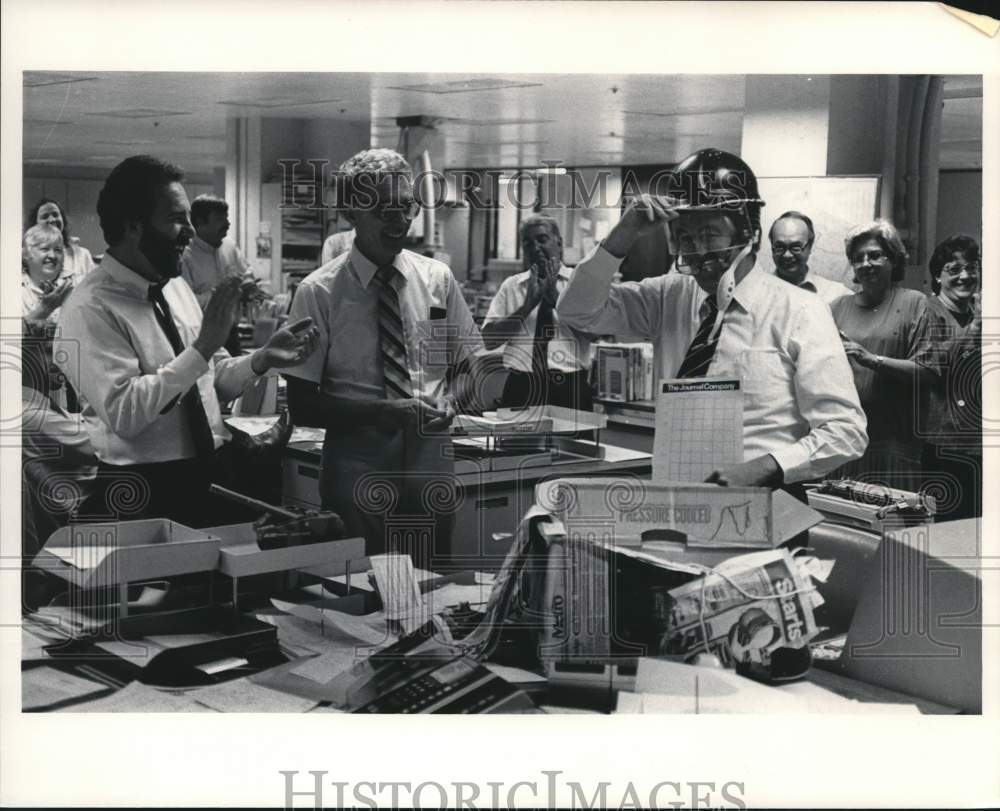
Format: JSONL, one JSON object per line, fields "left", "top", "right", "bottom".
{"left": 148, "top": 283, "right": 216, "bottom": 457}
{"left": 374, "top": 265, "right": 413, "bottom": 399}
{"left": 676, "top": 295, "right": 721, "bottom": 378}
{"left": 532, "top": 297, "right": 557, "bottom": 378}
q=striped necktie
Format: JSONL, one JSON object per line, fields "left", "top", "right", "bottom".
{"left": 676, "top": 295, "right": 721, "bottom": 378}
{"left": 147, "top": 283, "right": 216, "bottom": 457}
{"left": 374, "top": 264, "right": 413, "bottom": 399}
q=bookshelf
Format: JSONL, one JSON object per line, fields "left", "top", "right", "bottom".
{"left": 261, "top": 179, "right": 329, "bottom": 295}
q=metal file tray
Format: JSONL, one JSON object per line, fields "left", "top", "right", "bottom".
{"left": 206, "top": 523, "right": 365, "bottom": 578}
{"left": 34, "top": 519, "right": 222, "bottom": 590}
{"left": 452, "top": 405, "right": 607, "bottom": 437}
{"left": 452, "top": 412, "right": 553, "bottom": 436}
{"left": 48, "top": 605, "right": 281, "bottom": 685}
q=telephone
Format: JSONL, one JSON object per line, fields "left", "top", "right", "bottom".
{"left": 328, "top": 622, "right": 539, "bottom": 714}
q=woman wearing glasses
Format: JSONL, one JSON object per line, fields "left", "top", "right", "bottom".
{"left": 830, "top": 220, "right": 943, "bottom": 490}
{"left": 921, "top": 234, "right": 982, "bottom": 521}
{"left": 925, "top": 234, "right": 980, "bottom": 333}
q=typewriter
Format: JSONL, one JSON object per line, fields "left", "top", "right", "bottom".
{"left": 805, "top": 479, "right": 936, "bottom": 533}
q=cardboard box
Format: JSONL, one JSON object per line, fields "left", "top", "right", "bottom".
{"left": 535, "top": 478, "right": 821, "bottom": 549}
{"left": 35, "top": 519, "right": 221, "bottom": 589}
{"left": 530, "top": 479, "right": 824, "bottom": 664}
{"left": 837, "top": 518, "right": 983, "bottom": 713}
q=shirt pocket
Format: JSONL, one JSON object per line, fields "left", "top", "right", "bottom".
{"left": 737, "top": 348, "right": 791, "bottom": 399}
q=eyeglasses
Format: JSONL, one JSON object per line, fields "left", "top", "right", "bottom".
{"left": 771, "top": 242, "right": 807, "bottom": 255}
{"left": 850, "top": 249, "right": 890, "bottom": 268}
{"left": 941, "top": 261, "right": 980, "bottom": 277}
{"left": 372, "top": 199, "right": 421, "bottom": 221}
{"left": 675, "top": 243, "right": 751, "bottom": 275}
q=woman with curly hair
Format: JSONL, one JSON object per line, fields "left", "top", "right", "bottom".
{"left": 830, "top": 219, "right": 944, "bottom": 490}
{"left": 26, "top": 197, "right": 98, "bottom": 282}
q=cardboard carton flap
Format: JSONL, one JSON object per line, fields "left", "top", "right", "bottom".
{"left": 535, "top": 478, "right": 823, "bottom": 549}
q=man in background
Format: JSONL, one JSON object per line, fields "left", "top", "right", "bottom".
{"left": 769, "top": 210, "right": 852, "bottom": 305}
{"left": 483, "top": 215, "right": 593, "bottom": 410}
{"left": 181, "top": 195, "right": 256, "bottom": 355}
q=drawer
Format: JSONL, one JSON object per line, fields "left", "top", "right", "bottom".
{"left": 452, "top": 483, "right": 535, "bottom": 571}
{"left": 282, "top": 459, "right": 321, "bottom": 509}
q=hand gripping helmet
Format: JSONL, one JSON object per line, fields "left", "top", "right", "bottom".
{"left": 664, "top": 148, "right": 765, "bottom": 252}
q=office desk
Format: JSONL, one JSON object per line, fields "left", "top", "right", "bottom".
{"left": 282, "top": 440, "right": 653, "bottom": 569}
{"left": 21, "top": 616, "right": 954, "bottom": 714}
{"left": 22, "top": 522, "right": 977, "bottom": 716}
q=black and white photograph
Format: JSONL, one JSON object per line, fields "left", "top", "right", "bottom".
{"left": 2, "top": 1, "right": 998, "bottom": 808}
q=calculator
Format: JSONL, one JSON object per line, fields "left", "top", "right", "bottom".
{"left": 352, "top": 656, "right": 533, "bottom": 714}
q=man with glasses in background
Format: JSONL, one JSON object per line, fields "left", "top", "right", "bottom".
{"left": 283, "top": 148, "right": 482, "bottom": 566}
{"left": 768, "top": 210, "right": 852, "bottom": 305}
{"left": 557, "top": 148, "right": 867, "bottom": 492}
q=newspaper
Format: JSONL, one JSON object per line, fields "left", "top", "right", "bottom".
{"left": 458, "top": 505, "right": 552, "bottom": 659}
{"left": 659, "top": 549, "right": 824, "bottom": 666}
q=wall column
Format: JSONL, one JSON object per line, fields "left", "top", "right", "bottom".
{"left": 224, "top": 116, "right": 262, "bottom": 267}
{"left": 741, "top": 75, "right": 831, "bottom": 177}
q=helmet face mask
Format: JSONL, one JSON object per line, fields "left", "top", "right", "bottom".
{"left": 667, "top": 207, "right": 754, "bottom": 276}
{"left": 661, "top": 148, "right": 765, "bottom": 274}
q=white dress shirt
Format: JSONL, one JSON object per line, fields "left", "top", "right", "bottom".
{"left": 63, "top": 240, "right": 97, "bottom": 280}
{"left": 55, "top": 253, "right": 258, "bottom": 465}
{"left": 180, "top": 236, "right": 251, "bottom": 308}
{"left": 557, "top": 245, "right": 868, "bottom": 483}
{"left": 284, "top": 245, "right": 483, "bottom": 404}
{"left": 793, "top": 270, "right": 853, "bottom": 306}
{"left": 483, "top": 264, "right": 592, "bottom": 373}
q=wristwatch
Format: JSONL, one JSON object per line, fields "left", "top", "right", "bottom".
{"left": 873, "top": 355, "right": 885, "bottom": 371}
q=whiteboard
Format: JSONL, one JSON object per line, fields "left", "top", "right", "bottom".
{"left": 756, "top": 176, "right": 881, "bottom": 288}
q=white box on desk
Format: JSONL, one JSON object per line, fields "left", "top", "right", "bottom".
{"left": 35, "top": 519, "right": 221, "bottom": 589}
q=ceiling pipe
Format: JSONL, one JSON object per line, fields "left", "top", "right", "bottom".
{"left": 417, "top": 149, "right": 436, "bottom": 247}
{"left": 396, "top": 116, "right": 442, "bottom": 247}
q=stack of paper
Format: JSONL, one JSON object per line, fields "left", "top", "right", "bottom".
{"left": 653, "top": 377, "right": 743, "bottom": 482}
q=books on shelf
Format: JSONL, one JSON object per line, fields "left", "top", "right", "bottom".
{"left": 281, "top": 258, "right": 319, "bottom": 273}
{"left": 593, "top": 342, "right": 654, "bottom": 403}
